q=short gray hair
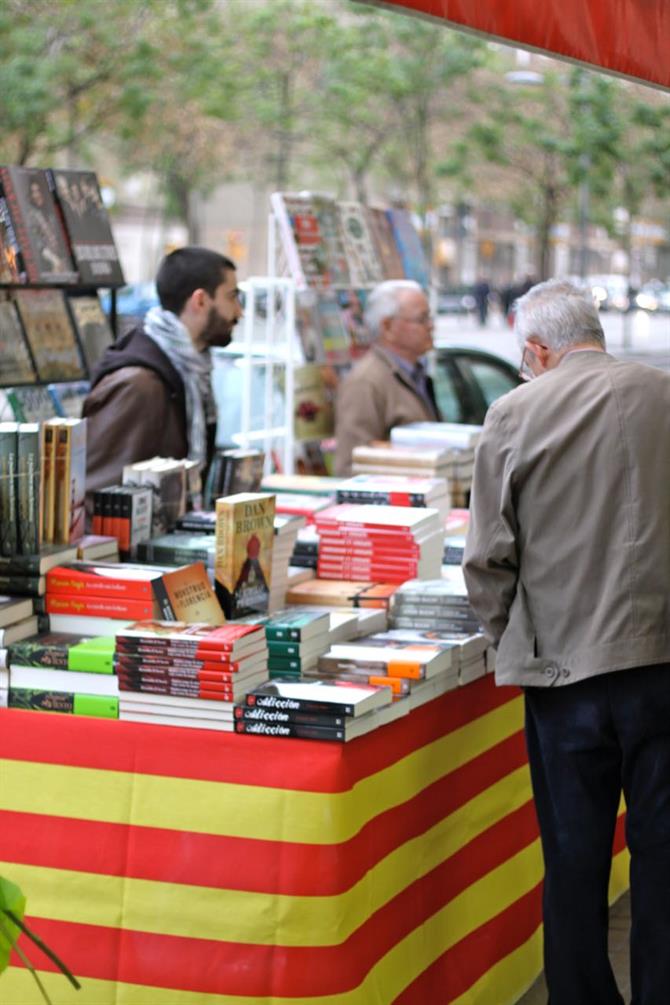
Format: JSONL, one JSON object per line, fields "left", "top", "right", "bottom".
{"left": 515, "top": 278, "right": 606, "bottom": 352}
{"left": 364, "top": 280, "right": 424, "bottom": 339}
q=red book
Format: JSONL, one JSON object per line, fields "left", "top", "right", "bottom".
{"left": 118, "top": 679, "right": 234, "bottom": 701}
{"left": 116, "top": 620, "right": 265, "bottom": 655}
{"left": 46, "top": 594, "right": 158, "bottom": 619}
{"left": 115, "top": 654, "right": 256, "bottom": 678}
{"left": 116, "top": 667, "right": 249, "bottom": 690}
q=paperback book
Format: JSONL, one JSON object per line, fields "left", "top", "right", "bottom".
{"left": 214, "top": 492, "right": 275, "bottom": 618}
{"left": 67, "top": 294, "right": 114, "bottom": 375}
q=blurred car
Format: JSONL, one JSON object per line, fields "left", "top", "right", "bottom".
{"left": 432, "top": 347, "right": 522, "bottom": 424}
{"left": 633, "top": 281, "right": 670, "bottom": 313}
{"left": 589, "top": 275, "right": 630, "bottom": 312}
{"left": 436, "top": 285, "right": 477, "bottom": 315}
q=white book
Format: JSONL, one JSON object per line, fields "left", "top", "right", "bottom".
{"left": 390, "top": 422, "right": 482, "bottom": 449}
{"left": 324, "top": 641, "right": 452, "bottom": 677}
{"left": 9, "top": 665, "right": 119, "bottom": 696}
{"left": 119, "top": 710, "right": 234, "bottom": 731}
{"left": 49, "top": 613, "right": 133, "bottom": 636}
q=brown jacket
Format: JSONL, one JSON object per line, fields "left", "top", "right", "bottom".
{"left": 334, "top": 345, "right": 441, "bottom": 475}
{"left": 464, "top": 350, "right": 670, "bottom": 687}
{"left": 83, "top": 325, "right": 188, "bottom": 494}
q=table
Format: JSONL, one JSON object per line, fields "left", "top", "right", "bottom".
{"left": 0, "top": 676, "right": 628, "bottom": 1004}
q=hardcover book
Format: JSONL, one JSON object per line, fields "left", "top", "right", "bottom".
{"left": 0, "top": 301, "right": 36, "bottom": 385}
{"left": 66, "top": 294, "right": 113, "bottom": 375}
{"left": 0, "top": 166, "right": 77, "bottom": 284}
{"left": 49, "top": 169, "right": 124, "bottom": 286}
{"left": 14, "top": 289, "right": 86, "bottom": 382}
{"left": 214, "top": 492, "right": 276, "bottom": 618}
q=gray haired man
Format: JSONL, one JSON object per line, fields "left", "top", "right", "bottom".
{"left": 334, "top": 280, "right": 441, "bottom": 475}
{"left": 464, "top": 278, "right": 670, "bottom": 1004}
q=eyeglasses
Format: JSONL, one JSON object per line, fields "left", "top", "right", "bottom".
{"left": 396, "top": 313, "right": 433, "bottom": 326}
{"left": 518, "top": 347, "right": 534, "bottom": 382}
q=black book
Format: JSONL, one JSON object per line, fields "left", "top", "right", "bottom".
{"left": 0, "top": 166, "right": 77, "bottom": 284}
{"left": 49, "top": 169, "right": 124, "bottom": 286}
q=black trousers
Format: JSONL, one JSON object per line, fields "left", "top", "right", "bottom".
{"left": 525, "top": 663, "right": 670, "bottom": 1005}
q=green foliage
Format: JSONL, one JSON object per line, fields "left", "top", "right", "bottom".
{"left": 0, "top": 875, "right": 25, "bottom": 973}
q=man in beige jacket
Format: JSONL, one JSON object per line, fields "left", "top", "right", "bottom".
{"left": 334, "top": 280, "right": 441, "bottom": 475}
{"left": 464, "top": 279, "right": 670, "bottom": 1005}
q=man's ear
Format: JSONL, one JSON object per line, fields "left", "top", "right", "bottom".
{"left": 189, "top": 288, "right": 209, "bottom": 312}
{"left": 526, "top": 339, "right": 550, "bottom": 370}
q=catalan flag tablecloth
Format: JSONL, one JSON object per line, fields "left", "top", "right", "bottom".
{"left": 0, "top": 677, "right": 629, "bottom": 1005}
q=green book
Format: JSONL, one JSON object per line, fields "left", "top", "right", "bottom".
{"left": 267, "top": 639, "right": 308, "bottom": 658}
{"left": 268, "top": 654, "right": 318, "bottom": 673}
{"left": 0, "top": 421, "right": 19, "bottom": 557}
{"left": 8, "top": 687, "right": 119, "bottom": 718}
{"left": 8, "top": 632, "right": 116, "bottom": 673}
{"left": 263, "top": 608, "right": 330, "bottom": 643}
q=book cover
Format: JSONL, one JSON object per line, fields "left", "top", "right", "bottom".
{"left": 14, "top": 289, "right": 86, "bottom": 381}
{"left": 214, "top": 493, "right": 275, "bottom": 618}
{"left": 46, "top": 593, "right": 159, "bottom": 620}
{"left": 0, "top": 301, "right": 36, "bottom": 385}
{"left": 263, "top": 608, "right": 330, "bottom": 642}
{"left": 66, "top": 293, "right": 114, "bottom": 375}
{"left": 234, "top": 719, "right": 347, "bottom": 741}
{"left": 234, "top": 704, "right": 347, "bottom": 728}
{"left": 53, "top": 417, "right": 86, "bottom": 544}
{"left": 293, "top": 364, "right": 333, "bottom": 442}
{"left": 0, "top": 421, "right": 19, "bottom": 557}
{"left": 9, "top": 665, "right": 118, "bottom": 695}
{"left": 16, "top": 423, "right": 41, "bottom": 554}
{"left": 337, "top": 202, "right": 383, "bottom": 288}
{"left": 0, "top": 194, "right": 24, "bottom": 282}
{"left": 116, "top": 620, "right": 264, "bottom": 653}
{"left": 366, "top": 207, "right": 405, "bottom": 280}
{"left": 8, "top": 686, "right": 118, "bottom": 717}
{"left": 0, "top": 166, "right": 77, "bottom": 284}
{"left": 245, "top": 677, "right": 391, "bottom": 717}
{"left": 49, "top": 169, "right": 124, "bottom": 286}
{"left": 386, "top": 208, "right": 430, "bottom": 288}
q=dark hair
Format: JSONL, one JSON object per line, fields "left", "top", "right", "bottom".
{"left": 155, "top": 246, "right": 236, "bottom": 315}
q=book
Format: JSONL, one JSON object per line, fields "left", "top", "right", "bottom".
{"left": 245, "top": 677, "right": 392, "bottom": 717}
{"left": 3, "top": 385, "right": 59, "bottom": 423}
{"left": 46, "top": 561, "right": 224, "bottom": 625}
{"left": 122, "top": 458, "right": 186, "bottom": 536}
{"left": 386, "top": 208, "right": 429, "bottom": 288}
{"left": 118, "top": 709, "right": 234, "bottom": 731}
{"left": 40, "top": 419, "right": 61, "bottom": 544}
{"left": 10, "top": 664, "right": 118, "bottom": 695}
{"left": 47, "top": 613, "right": 132, "bottom": 635}
{"left": 16, "top": 423, "right": 41, "bottom": 554}
{"left": 262, "top": 608, "right": 331, "bottom": 643}
{"left": 0, "top": 421, "right": 19, "bottom": 556}
{"left": 323, "top": 640, "right": 453, "bottom": 679}
{"left": 214, "top": 492, "right": 275, "bottom": 619}
{"left": 47, "top": 380, "right": 90, "bottom": 420}
{"left": 8, "top": 686, "right": 118, "bottom": 717}
{"left": 53, "top": 417, "right": 86, "bottom": 544}
{"left": 116, "top": 620, "right": 264, "bottom": 655}
{"left": 49, "top": 169, "right": 124, "bottom": 286}
{"left": 0, "top": 543, "right": 77, "bottom": 576}
{"left": 271, "top": 192, "right": 350, "bottom": 291}
{"left": 0, "top": 301, "right": 36, "bottom": 384}
{"left": 366, "top": 207, "right": 405, "bottom": 280}
{"left": 0, "top": 595, "right": 34, "bottom": 628}
{"left": 390, "top": 422, "right": 482, "bottom": 450}
{"left": 293, "top": 365, "right": 334, "bottom": 442}
{"left": 76, "top": 534, "right": 119, "bottom": 562}
{"left": 136, "top": 532, "right": 215, "bottom": 568}
{"left": 0, "top": 165, "right": 77, "bottom": 284}
{"left": 67, "top": 294, "right": 114, "bottom": 375}
{"left": 0, "top": 193, "right": 24, "bottom": 282}
{"left": 8, "top": 632, "right": 115, "bottom": 672}
{"left": 14, "top": 289, "right": 85, "bottom": 381}
{"left": 235, "top": 699, "right": 406, "bottom": 742}
{"left": 0, "top": 616, "right": 38, "bottom": 646}
{"left": 261, "top": 473, "right": 342, "bottom": 497}
{"left": 286, "top": 578, "right": 396, "bottom": 609}
{"left": 205, "top": 448, "right": 265, "bottom": 508}
{"left": 315, "top": 292, "right": 350, "bottom": 365}
{"left": 337, "top": 202, "right": 383, "bottom": 288}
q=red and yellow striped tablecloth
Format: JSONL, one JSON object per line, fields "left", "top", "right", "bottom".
{"left": 0, "top": 676, "right": 629, "bottom": 1004}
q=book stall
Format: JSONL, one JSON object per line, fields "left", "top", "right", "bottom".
{"left": 0, "top": 180, "right": 629, "bottom": 1004}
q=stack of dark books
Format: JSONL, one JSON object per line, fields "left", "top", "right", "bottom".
{"left": 290, "top": 524, "right": 319, "bottom": 569}
{"left": 203, "top": 448, "right": 264, "bottom": 510}
{"left": 234, "top": 676, "right": 400, "bottom": 742}
{"left": 245, "top": 608, "right": 331, "bottom": 679}
{"left": 336, "top": 473, "right": 450, "bottom": 523}
{"left": 115, "top": 620, "right": 268, "bottom": 730}
{"left": 314, "top": 503, "right": 443, "bottom": 584}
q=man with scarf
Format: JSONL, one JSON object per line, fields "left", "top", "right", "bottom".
{"left": 83, "top": 246, "right": 242, "bottom": 495}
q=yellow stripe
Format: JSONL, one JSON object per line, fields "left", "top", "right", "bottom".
{"left": 0, "top": 764, "right": 534, "bottom": 946}
{"left": 3, "top": 843, "right": 545, "bottom": 1005}
{"left": 0, "top": 698, "right": 523, "bottom": 845}
{"left": 451, "top": 927, "right": 544, "bottom": 1005}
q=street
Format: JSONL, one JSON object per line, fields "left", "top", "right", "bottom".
{"left": 435, "top": 308, "right": 670, "bottom": 370}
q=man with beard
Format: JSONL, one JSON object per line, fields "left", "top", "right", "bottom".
{"left": 83, "top": 246, "right": 242, "bottom": 494}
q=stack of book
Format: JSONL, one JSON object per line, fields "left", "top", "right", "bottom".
{"left": 314, "top": 503, "right": 443, "bottom": 584}
{"left": 203, "top": 447, "right": 264, "bottom": 509}
{"left": 260, "top": 473, "right": 341, "bottom": 498}
{"left": 314, "top": 634, "right": 459, "bottom": 703}
{"left": 234, "top": 676, "right": 401, "bottom": 742}
{"left": 390, "top": 571, "right": 481, "bottom": 634}
{"left": 44, "top": 560, "right": 224, "bottom": 635}
{"left": 6, "top": 630, "right": 118, "bottom": 719}
{"left": 270, "top": 513, "right": 306, "bottom": 612}
{"left": 89, "top": 485, "right": 153, "bottom": 560}
{"left": 242, "top": 608, "right": 331, "bottom": 679}
{"left": 0, "top": 595, "right": 38, "bottom": 704}
{"left": 273, "top": 493, "right": 334, "bottom": 523}
{"left": 122, "top": 457, "right": 197, "bottom": 535}
{"left": 390, "top": 423, "right": 481, "bottom": 507}
{"left": 291, "top": 524, "right": 319, "bottom": 569}
{"left": 285, "top": 577, "right": 397, "bottom": 609}
{"left": 0, "top": 543, "right": 78, "bottom": 600}
{"left": 114, "top": 620, "right": 268, "bottom": 730}
{"left": 336, "top": 472, "right": 451, "bottom": 523}
{"left": 351, "top": 441, "right": 474, "bottom": 509}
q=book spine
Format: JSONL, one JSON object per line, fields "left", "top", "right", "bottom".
{"left": 0, "top": 193, "right": 25, "bottom": 282}
{"left": 235, "top": 705, "right": 346, "bottom": 728}
{"left": 46, "top": 594, "right": 156, "bottom": 619}
{"left": 0, "top": 169, "right": 37, "bottom": 282}
{"left": 53, "top": 422, "right": 70, "bottom": 544}
{"left": 115, "top": 658, "right": 244, "bottom": 682}
{"left": 244, "top": 693, "right": 354, "bottom": 716}
{"left": 266, "top": 639, "right": 307, "bottom": 657}
{"left": 234, "top": 719, "right": 345, "bottom": 741}
{"left": 91, "top": 489, "right": 103, "bottom": 535}
{"left": 150, "top": 574, "right": 177, "bottom": 621}
{"left": 129, "top": 487, "right": 153, "bottom": 555}
{"left": 46, "top": 568, "right": 154, "bottom": 600}
{"left": 8, "top": 686, "right": 118, "bottom": 717}
{"left": 118, "top": 678, "right": 232, "bottom": 700}
{"left": 7, "top": 642, "right": 70, "bottom": 669}
{"left": 17, "top": 423, "right": 41, "bottom": 554}
{"left": 41, "top": 421, "right": 58, "bottom": 544}
{"left": 117, "top": 489, "right": 132, "bottom": 559}
{"left": 0, "top": 423, "right": 19, "bottom": 556}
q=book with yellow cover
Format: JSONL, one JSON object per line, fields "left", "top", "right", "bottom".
{"left": 53, "top": 417, "right": 86, "bottom": 544}
{"left": 214, "top": 493, "right": 276, "bottom": 618}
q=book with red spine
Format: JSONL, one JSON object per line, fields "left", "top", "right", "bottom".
{"left": 116, "top": 620, "right": 265, "bottom": 655}
{"left": 115, "top": 664, "right": 262, "bottom": 688}
{"left": 47, "top": 594, "right": 159, "bottom": 620}
{"left": 114, "top": 652, "right": 263, "bottom": 675}
{"left": 118, "top": 678, "right": 236, "bottom": 701}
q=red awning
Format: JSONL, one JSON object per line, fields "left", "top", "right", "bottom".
{"left": 374, "top": 0, "right": 670, "bottom": 91}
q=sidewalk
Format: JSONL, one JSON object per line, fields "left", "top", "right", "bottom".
{"left": 517, "top": 892, "right": 631, "bottom": 1004}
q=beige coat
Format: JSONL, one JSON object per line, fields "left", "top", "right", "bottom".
{"left": 464, "top": 350, "right": 670, "bottom": 687}
{"left": 334, "top": 345, "right": 440, "bottom": 476}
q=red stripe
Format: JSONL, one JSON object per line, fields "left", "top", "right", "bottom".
{"left": 0, "top": 731, "right": 529, "bottom": 896}
{"left": 0, "top": 677, "right": 518, "bottom": 790}
{"left": 9, "top": 801, "right": 540, "bottom": 997}
{"left": 394, "top": 884, "right": 544, "bottom": 1004}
